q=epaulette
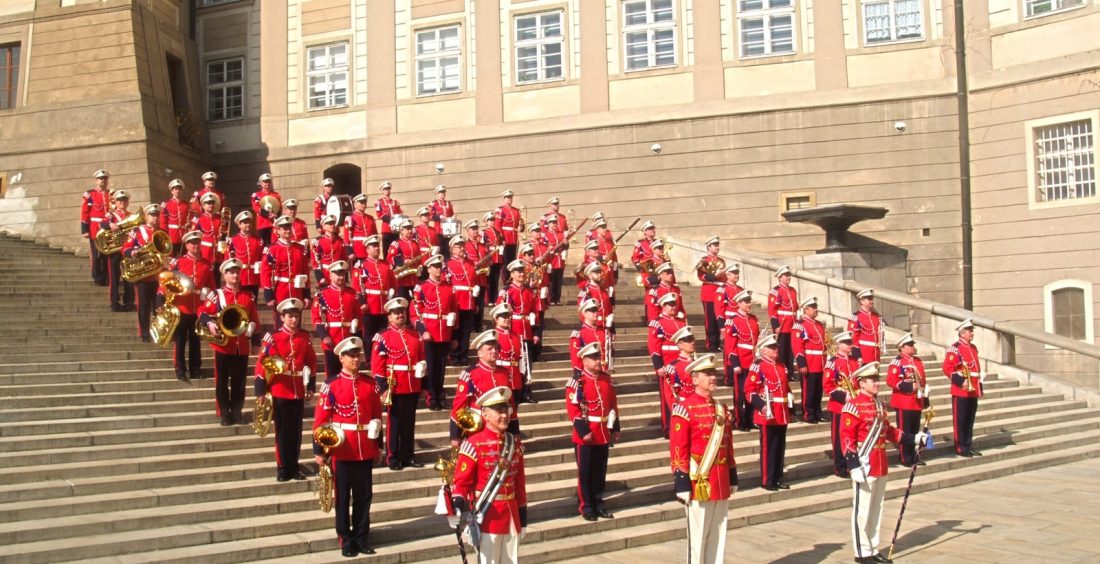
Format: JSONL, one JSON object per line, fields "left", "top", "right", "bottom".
{"left": 792, "top": 322, "right": 804, "bottom": 333}
{"left": 319, "top": 381, "right": 332, "bottom": 396}
{"left": 570, "top": 330, "right": 580, "bottom": 339}
{"left": 769, "top": 287, "right": 779, "bottom": 295}
{"left": 648, "top": 320, "right": 660, "bottom": 330}
{"left": 842, "top": 402, "right": 860, "bottom": 417}
{"left": 372, "top": 332, "right": 385, "bottom": 343}
{"left": 671, "top": 403, "right": 690, "bottom": 420}
{"left": 565, "top": 378, "right": 579, "bottom": 390}
{"left": 749, "top": 360, "right": 762, "bottom": 372}
{"left": 889, "top": 356, "right": 902, "bottom": 367}
{"left": 458, "top": 439, "right": 478, "bottom": 460}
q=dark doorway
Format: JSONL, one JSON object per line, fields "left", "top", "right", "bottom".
{"left": 322, "top": 163, "right": 362, "bottom": 197}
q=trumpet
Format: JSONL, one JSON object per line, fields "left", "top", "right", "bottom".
{"left": 196, "top": 303, "right": 250, "bottom": 346}
{"left": 150, "top": 271, "right": 194, "bottom": 347}
{"left": 95, "top": 208, "right": 146, "bottom": 255}
{"left": 121, "top": 230, "right": 172, "bottom": 282}
{"left": 253, "top": 355, "right": 286, "bottom": 438}
{"left": 314, "top": 423, "right": 347, "bottom": 513}
{"left": 381, "top": 364, "right": 396, "bottom": 408}
{"left": 959, "top": 361, "right": 976, "bottom": 393}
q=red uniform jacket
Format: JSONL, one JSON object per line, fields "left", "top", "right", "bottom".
{"left": 190, "top": 212, "right": 223, "bottom": 264}
{"left": 723, "top": 311, "right": 760, "bottom": 371}
{"left": 429, "top": 199, "right": 454, "bottom": 230}
{"left": 313, "top": 371, "right": 383, "bottom": 462}
{"left": 313, "top": 285, "right": 363, "bottom": 351}
{"left": 648, "top": 314, "right": 687, "bottom": 369}
{"left": 190, "top": 187, "right": 225, "bottom": 215}
{"left": 352, "top": 258, "right": 395, "bottom": 315}
{"left": 496, "top": 326, "right": 525, "bottom": 390}
{"left": 374, "top": 196, "right": 402, "bottom": 234}
{"left": 261, "top": 240, "right": 311, "bottom": 304}
{"left": 646, "top": 283, "right": 687, "bottom": 322}
{"left": 631, "top": 237, "right": 655, "bottom": 268}
{"left": 887, "top": 353, "right": 927, "bottom": 411}
{"left": 311, "top": 234, "right": 348, "bottom": 283}
{"left": 746, "top": 358, "right": 792, "bottom": 426}
{"left": 541, "top": 231, "right": 566, "bottom": 270}
{"left": 158, "top": 197, "right": 189, "bottom": 244}
{"left": 121, "top": 225, "right": 160, "bottom": 281}
{"left": 539, "top": 211, "right": 568, "bottom": 235}
{"left": 255, "top": 328, "right": 317, "bottom": 399}
{"left": 497, "top": 283, "right": 536, "bottom": 341}
{"left": 387, "top": 237, "right": 422, "bottom": 288}
{"left": 569, "top": 323, "right": 610, "bottom": 373}
{"left": 227, "top": 233, "right": 265, "bottom": 287}
{"left": 412, "top": 278, "right": 457, "bottom": 342}
{"left": 696, "top": 254, "right": 725, "bottom": 302}
{"left": 494, "top": 205, "right": 522, "bottom": 245}
{"left": 313, "top": 193, "right": 335, "bottom": 228}
{"left": 198, "top": 287, "right": 260, "bottom": 356}
{"left": 481, "top": 227, "right": 504, "bottom": 266}
{"left": 670, "top": 393, "right": 737, "bottom": 501}
{"left": 452, "top": 427, "right": 527, "bottom": 534}
{"left": 840, "top": 392, "right": 908, "bottom": 477}
{"left": 450, "top": 362, "right": 514, "bottom": 439}
{"left": 414, "top": 224, "right": 438, "bottom": 254}
{"left": 446, "top": 257, "right": 478, "bottom": 311}
{"left": 371, "top": 325, "right": 425, "bottom": 395}
{"left": 270, "top": 218, "right": 310, "bottom": 250}
{"left": 715, "top": 282, "right": 745, "bottom": 322}
{"left": 824, "top": 355, "right": 862, "bottom": 414}
{"left": 942, "top": 340, "right": 981, "bottom": 398}
{"left": 577, "top": 280, "right": 614, "bottom": 328}
{"left": 566, "top": 369, "right": 620, "bottom": 445}
{"left": 169, "top": 255, "right": 215, "bottom": 315}
{"left": 848, "top": 309, "right": 884, "bottom": 362}
{"left": 343, "top": 211, "right": 378, "bottom": 259}
{"left": 465, "top": 238, "right": 490, "bottom": 287}
{"left": 767, "top": 284, "right": 798, "bottom": 334}
{"left": 664, "top": 354, "right": 695, "bottom": 401}
{"left": 250, "top": 189, "right": 281, "bottom": 231}
{"left": 792, "top": 317, "right": 828, "bottom": 373}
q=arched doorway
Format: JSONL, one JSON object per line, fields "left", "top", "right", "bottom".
{"left": 322, "top": 163, "right": 362, "bottom": 197}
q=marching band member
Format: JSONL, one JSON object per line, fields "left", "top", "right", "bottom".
{"left": 498, "top": 260, "right": 538, "bottom": 404}
{"left": 227, "top": 211, "right": 264, "bottom": 298}
{"left": 943, "top": 318, "right": 983, "bottom": 457}
{"left": 414, "top": 208, "right": 439, "bottom": 278}
{"left": 80, "top": 169, "right": 112, "bottom": 286}
{"left": 491, "top": 303, "right": 527, "bottom": 426}
{"left": 570, "top": 299, "right": 612, "bottom": 377}
{"left": 567, "top": 342, "right": 620, "bottom": 522}
{"left": 575, "top": 240, "right": 601, "bottom": 287}
{"left": 645, "top": 262, "right": 686, "bottom": 322}
{"left": 670, "top": 354, "right": 737, "bottom": 564}
{"left": 312, "top": 214, "right": 349, "bottom": 286}
{"left": 450, "top": 331, "right": 515, "bottom": 446}
{"left": 387, "top": 218, "right": 420, "bottom": 299}
{"left": 768, "top": 265, "right": 799, "bottom": 378}
{"left": 122, "top": 204, "right": 163, "bottom": 341}
{"left": 723, "top": 289, "right": 759, "bottom": 430}
{"left": 540, "top": 196, "right": 568, "bottom": 234}
{"left": 250, "top": 173, "right": 280, "bottom": 243}
{"left": 198, "top": 258, "right": 259, "bottom": 425}
{"left": 714, "top": 263, "right": 744, "bottom": 330}
{"left": 170, "top": 231, "right": 216, "bottom": 382}
{"left": 313, "top": 177, "right": 336, "bottom": 229}
{"left": 261, "top": 216, "right": 311, "bottom": 326}
{"left": 190, "top": 192, "right": 224, "bottom": 269}
{"left": 842, "top": 362, "right": 924, "bottom": 564}
{"left": 519, "top": 240, "right": 549, "bottom": 362}
{"left": 592, "top": 219, "right": 619, "bottom": 287}
{"left": 429, "top": 184, "right": 455, "bottom": 258}
{"left": 101, "top": 190, "right": 135, "bottom": 312}
{"left": 663, "top": 326, "right": 697, "bottom": 403}
{"left": 160, "top": 179, "right": 189, "bottom": 257}
{"left": 887, "top": 333, "right": 929, "bottom": 467}
{"left": 746, "top": 334, "right": 792, "bottom": 491}
{"left": 792, "top": 297, "right": 827, "bottom": 423}
{"left": 375, "top": 181, "right": 403, "bottom": 255}
{"left": 450, "top": 386, "right": 528, "bottom": 564}
{"left": 696, "top": 236, "right": 725, "bottom": 352}
{"left": 412, "top": 254, "right": 457, "bottom": 410}
{"left": 344, "top": 194, "right": 377, "bottom": 264}
{"left": 849, "top": 288, "right": 884, "bottom": 363}
{"left": 190, "top": 171, "right": 224, "bottom": 215}
{"left": 272, "top": 199, "right": 310, "bottom": 250}
{"left": 480, "top": 211, "right": 505, "bottom": 303}
{"left": 446, "top": 237, "right": 479, "bottom": 366}
{"left": 255, "top": 298, "right": 316, "bottom": 481}
{"left": 352, "top": 235, "right": 395, "bottom": 346}
{"left": 630, "top": 220, "right": 657, "bottom": 274}
{"left": 464, "top": 220, "right": 491, "bottom": 329}
{"left": 313, "top": 336, "right": 383, "bottom": 557}
{"left": 577, "top": 262, "right": 614, "bottom": 331}
{"left": 371, "top": 297, "right": 426, "bottom": 471}
{"left": 541, "top": 214, "right": 567, "bottom": 305}
{"left": 313, "top": 261, "right": 363, "bottom": 378}
{"left": 494, "top": 190, "right": 523, "bottom": 283}
{"left": 649, "top": 293, "right": 687, "bottom": 437}
{"left": 824, "top": 332, "right": 861, "bottom": 477}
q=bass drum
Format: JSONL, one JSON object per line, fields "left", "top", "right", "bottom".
{"left": 326, "top": 195, "right": 353, "bottom": 224}
{"left": 389, "top": 214, "right": 409, "bottom": 231}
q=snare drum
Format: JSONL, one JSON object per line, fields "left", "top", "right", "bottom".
{"left": 326, "top": 195, "right": 353, "bottom": 224}
{"left": 440, "top": 217, "right": 461, "bottom": 237}
{"left": 389, "top": 214, "right": 409, "bottom": 231}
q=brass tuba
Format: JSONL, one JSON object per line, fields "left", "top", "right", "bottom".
{"left": 314, "top": 423, "right": 346, "bottom": 513}
{"left": 196, "top": 303, "right": 250, "bottom": 346}
{"left": 633, "top": 257, "right": 658, "bottom": 288}
{"left": 454, "top": 406, "right": 484, "bottom": 434}
{"left": 150, "top": 271, "right": 194, "bottom": 347}
{"left": 121, "top": 230, "right": 172, "bottom": 282}
{"left": 95, "top": 208, "right": 146, "bottom": 255}
{"left": 252, "top": 355, "right": 285, "bottom": 438}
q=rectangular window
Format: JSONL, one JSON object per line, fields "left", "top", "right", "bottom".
{"left": 515, "top": 11, "right": 564, "bottom": 84}
{"left": 416, "top": 26, "right": 461, "bottom": 96}
{"left": 206, "top": 58, "right": 244, "bottom": 121}
{"left": 738, "top": 0, "right": 795, "bottom": 58}
{"left": 0, "top": 43, "right": 19, "bottom": 110}
{"left": 1052, "top": 287, "right": 1086, "bottom": 340}
{"left": 201, "top": 0, "right": 239, "bottom": 6}
{"left": 623, "top": 0, "right": 676, "bottom": 71}
{"left": 307, "top": 42, "right": 349, "bottom": 109}
{"left": 1034, "top": 119, "right": 1096, "bottom": 203}
{"left": 862, "top": 0, "right": 923, "bottom": 45}
{"left": 1025, "top": 0, "right": 1085, "bottom": 18}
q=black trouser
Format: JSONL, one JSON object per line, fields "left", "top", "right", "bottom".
{"left": 952, "top": 396, "right": 978, "bottom": 454}
{"left": 88, "top": 237, "right": 108, "bottom": 284}
{"left": 173, "top": 314, "right": 201, "bottom": 377}
{"left": 550, "top": 268, "right": 565, "bottom": 304}
{"left": 324, "top": 349, "right": 340, "bottom": 379}
{"left": 272, "top": 397, "right": 304, "bottom": 478}
{"left": 438, "top": 235, "right": 451, "bottom": 259}
{"left": 777, "top": 332, "right": 794, "bottom": 379}
{"left": 729, "top": 364, "right": 753, "bottom": 430}
{"left": 258, "top": 227, "right": 272, "bottom": 245}
{"left": 394, "top": 285, "right": 412, "bottom": 301}
{"left": 382, "top": 232, "right": 397, "bottom": 257}
{"left": 242, "top": 285, "right": 259, "bottom": 300}
{"left": 106, "top": 253, "right": 134, "bottom": 307}
{"left": 171, "top": 242, "right": 183, "bottom": 257}
{"left": 575, "top": 444, "right": 610, "bottom": 516}
{"left": 501, "top": 244, "right": 517, "bottom": 284}
{"left": 896, "top": 408, "right": 922, "bottom": 465}
{"left": 334, "top": 459, "right": 374, "bottom": 550}
{"left": 760, "top": 423, "right": 787, "bottom": 488}
{"left": 424, "top": 341, "right": 448, "bottom": 406}
{"left": 135, "top": 279, "right": 157, "bottom": 337}
{"left": 531, "top": 322, "right": 544, "bottom": 361}
{"left": 214, "top": 352, "right": 248, "bottom": 419}
{"left": 801, "top": 371, "right": 823, "bottom": 422}
{"left": 449, "top": 310, "right": 476, "bottom": 364}
{"left": 362, "top": 313, "right": 386, "bottom": 347}
{"left": 487, "top": 264, "right": 502, "bottom": 303}
{"left": 385, "top": 394, "right": 418, "bottom": 466}
{"left": 831, "top": 415, "right": 848, "bottom": 477}
{"left": 702, "top": 302, "right": 720, "bottom": 351}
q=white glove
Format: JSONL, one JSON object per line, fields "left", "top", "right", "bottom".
{"left": 245, "top": 322, "right": 256, "bottom": 338}
{"left": 519, "top": 527, "right": 527, "bottom": 540}
{"left": 540, "top": 286, "right": 548, "bottom": 299}
{"left": 199, "top": 287, "right": 210, "bottom": 301}
{"left": 731, "top": 485, "right": 738, "bottom": 495}
{"left": 447, "top": 515, "right": 460, "bottom": 528}
{"left": 293, "top": 274, "right": 307, "bottom": 289}
{"left": 387, "top": 288, "right": 395, "bottom": 299}
{"left": 605, "top": 314, "right": 614, "bottom": 328}
{"left": 923, "top": 383, "right": 931, "bottom": 398}
{"left": 350, "top": 318, "right": 359, "bottom": 334}
{"left": 414, "top": 360, "right": 427, "bottom": 379}
{"left": 366, "top": 418, "right": 382, "bottom": 439}
{"left": 206, "top": 322, "right": 219, "bottom": 334}
{"left": 914, "top": 432, "right": 928, "bottom": 446}
{"left": 676, "top": 311, "right": 684, "bottom": 319}
{"left": 608, "top": 287, "right": 615, "bottom": 298}
{"left": 472, "top": 286, "right": 481, "bottom": 298}
{"left": 676, "top": 491, "right": 690, "bottom": 504}
{"left": 460, "top": 526, "right": 473, "bottom": 546}
{"left": 979, "top": 371, "right": 986, "bottom": 384}
{"left": 252, "top": 262, "right": 261, "bottom": 274}
{"left": 527, "top": 313, "right": 537, "bottom": 326}
{"left": 431, "top": 246, "right": 440, "bottom": 256}
{"left": 850, "top": 467, "right": 866, "bottom": 484}
{"left": 446, "top": 312, "right": 456, "bottom": 327}
{"left": 787, "top": 393, "right": 794, "bottom": 408}
{"left": 607, "top": 410, "right": 618, "bottom": 430}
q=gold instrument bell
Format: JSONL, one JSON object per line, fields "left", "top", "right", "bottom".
{"left": 252, "top": 355, "right": 286, "bottom": 438}
{"left": 314, "top": 423, "right": 347, "bottom": 513}
{"left": 150, "top": 271, "right": 194, "bottom": 347}
{"left": 121, "top": 230, "right": 172, "bottom": 282}
{"left": 196, "top": 303, "right": 250, "bottom": 347}
{"left": 94, "top": 208, "right": 146, "bottom": 255}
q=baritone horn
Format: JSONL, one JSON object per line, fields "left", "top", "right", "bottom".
{"left": 150, "top": 271, "right": 194, "bottom": 347}
{"left": 252, "top": 355, "right": 285, "bottom": 438}
{"left": 121, "top": 230, "right": 172, "bottom": 282}
{"left": 314, "top": 423, "right": 346, "bottom": 513}
{"left": 454, "top": 406, "right": 484, "bottom": 434}
{"left": 196, "top": 303, "right": 250, "bottom": 346}
{"left": 94, "top": 208, "right": 145, "bottom": 255}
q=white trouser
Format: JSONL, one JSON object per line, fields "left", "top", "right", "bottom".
{"left": 852, "top": 474, "right": 888, "bottom": 558}
{"left": 478, "top": 532, "right": 519, "bottom": 564}
{"left": 685, "top": 499, "right": 729, "bottom": 564}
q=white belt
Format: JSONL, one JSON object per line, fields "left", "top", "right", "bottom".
{"left": 353, "top": 236, "right": 368, "bottom": 242}
{"left": 512, "top": 315, "right": 525, "bottom": 320}
{"left": 502, "top": 226, "right": 515, "bottom": 231}
{"left": 737, "top": 343, "right": 754, "bottom": 350}
{"left": 326, "top": 322, "right": 351, "bottom": 328}
{"left": 168, "top": 224, "right": 180, "bottom": 229}
{"left": 453, "top": 285, "right": 470, "bottom": 291}
{"left": 661, "top": 345, "right": 678, "bottom": 351}
{"left": 333, "top": 422, "right": 370, "bottom": 431}
{"left": 90, "top": 217, "right": 104, "bottom": 222}
{"left": 391, "top": 364, "right": 409, "bottom": 370}
{"left": 201, "top": 241, "right": 214, "bottom": 247}
{"left": 778, "top": 310, "right": 793, "bottom": 316}
{"left": 724, "top": 312, "right": 737, "bottom": 317}
{"left": 422, "top": 313, "right": 440, "bottom": 319}
{"left": 859, "top": 341, "right": 880, "bottom": 347}
{"left": 806, "top": 350, "right": 823, "bottom": 356}
{"left": 363, "top": 289, "right": 382, "bottom": 295}
{"left": 586, "top": 415, "right": 608, "bottom": 423}
{"left": 274, "top": 277, "right": 291, "bottom": 283}
{"left": 770, "top": 397, "right": 787, "bottom": 403}
{"left": 702, "top": 281, "right": 720, "bottom": 285}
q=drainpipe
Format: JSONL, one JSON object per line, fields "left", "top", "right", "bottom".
{"left": 955, "top": 0, "right": 973, "bottom": 309}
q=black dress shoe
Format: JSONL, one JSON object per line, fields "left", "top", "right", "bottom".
{"left": 276, "top": 475, "right": 290, "bottom": 482}
{"left": 916, "top": 460, "right": 927, "bottom": 467}
{"left": 141, "top": 335, "right": 151, "bottom": 342}
{"left": 388, "top": 463, "right": 402, "bottom": 471}
{"left": 957, "top": 450, "right": 973, "bottom": 458}
{"left": 524, "top": 396, "right": 539, "bottom": 404}
{"left": 582, "top": 513, "right": 598, "bottom": 522}
{"left": 970, "top": 449, "right": 982, "bottom": 456}
{"left": 341, "top": 544, "right": 358, "bottom": 557}
{"left": 762, "top": 484, "right": 779, "bottom": 491}
{"left": 292, "top": 472, "right": 307, "bottom": 480}
{"left": 111, "top": 304, "right": 124, "bottom": 312}
{"left": 220, "top": 417, "right": 232, "bottom": 426}
{"left": 854, "top": 557, "right": 874, "bottom": 564}
{"left": 358, "top": 545, "right": 375, "bottom": 555}
{"left": 405, "top": 460, "right": 425, "bottom": 468}
{"left": 776, "top": 482, "right": 791, "bottom": 490}
{"left": 597, "top": 510, "right": 615, "bottom": 519}
{"left": 873, "top": 553, "right": 893, "bottom": 563}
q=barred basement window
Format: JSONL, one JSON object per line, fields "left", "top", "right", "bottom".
{"left": 1034, "top": 119, "right": 1096, "bottom": 203}
{"left": 307, "top": 43, "right": 348, "bottom": 109}
{"left": 206, "top": 58, "right": 243, "bottom": 121}
{"left": 515, "top": 11, "right": 564, "bottom": 84}
{"left": 862, "top": 0, "right": 923, "bottom": 45}
{"left": 623, "top": 0, "right": 676, "bottom": 71}
{"left": 1025, "top": 0, "right": 1085, "bottom": 18}
{"left": 416, "top": 26, "right": 462, "bottom": 96}
{"left": 738, "top": 0, "right": 795, "bottom": 58}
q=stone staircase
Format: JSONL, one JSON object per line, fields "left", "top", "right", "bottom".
{"left": 1, "top": 233, "right": 1099, "bottom": 564}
